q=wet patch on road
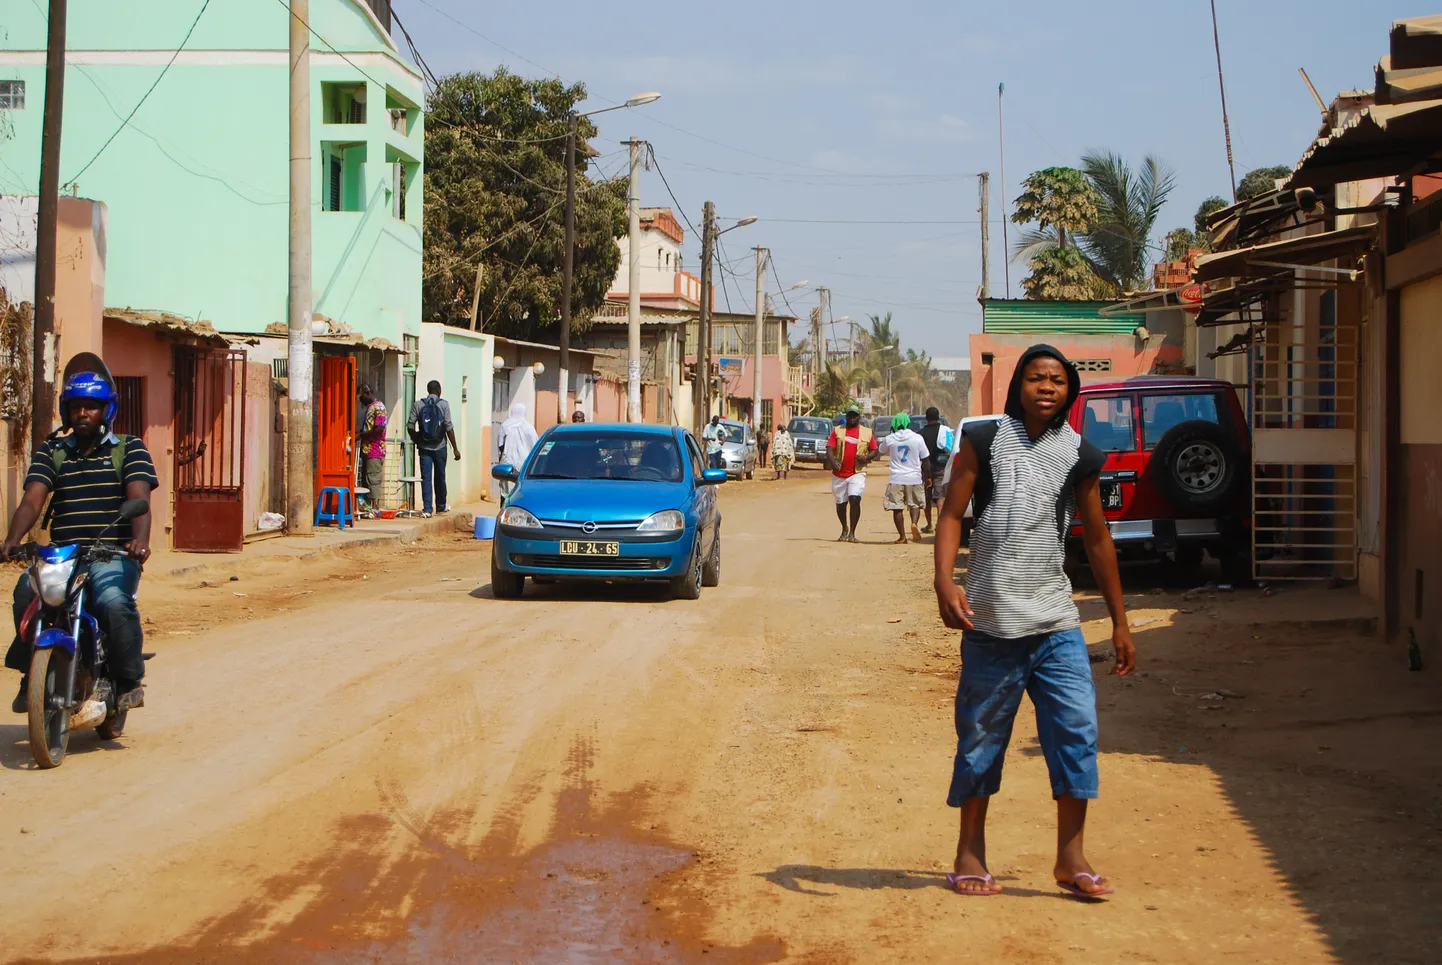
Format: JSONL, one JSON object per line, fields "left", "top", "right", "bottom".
{"left": 14, "top": 737, "right": 783, "bottom": 965}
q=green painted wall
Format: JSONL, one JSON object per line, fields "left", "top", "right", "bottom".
{"left": 980, "top": 300, "right": 1138, "bottom": 336}
{"left": 0, "top": 0, "right": 423, "bottom": 344}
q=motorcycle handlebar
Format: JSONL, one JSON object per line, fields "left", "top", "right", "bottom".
{"left": 4, "top": 542, "right": 133, "bottom": 563}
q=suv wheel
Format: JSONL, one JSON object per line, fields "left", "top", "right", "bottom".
{"left": 1150, "top": 420, "right": 1241, "bottom": 514}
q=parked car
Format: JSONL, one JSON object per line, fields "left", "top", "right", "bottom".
{"left": 718, "top": 419, "right": 758, "bottom": 479}
{"left": 1066, "top": 376, "right": 1251, "bottom": 579}
{"left": 488, "top": 423, "right": 726, "bottom": 600}
{"left": 787, "top": 416, "right": 833, "bottom": 464}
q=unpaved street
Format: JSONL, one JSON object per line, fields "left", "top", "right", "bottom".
{"left": 3, "top": 471, "right": 1439, "bottom": 964}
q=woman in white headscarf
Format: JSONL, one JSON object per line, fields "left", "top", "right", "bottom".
{"left": 497, "top": 403, "right": 540, "bottom": 503}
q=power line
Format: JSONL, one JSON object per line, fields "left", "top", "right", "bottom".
{"left": 64, "top": 0, "right": 213, "bottom": 188}
{"left": 411, "top": 0, "right": 559, "bottom": 79}
{"left": 646, "top": 146, "right": 700, "bottom": 239}
{"left": 768, "top": 255, "right": 799, "bottom": 318}
{"left": 761, "top": 218, "right": 981, "bottom": 225}
{"left": 390, "top": 6, "right": 441, "bottom": 91}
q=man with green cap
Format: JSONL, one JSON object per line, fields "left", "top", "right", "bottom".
{"left": 879, "top": 412, "right": 930, "bottom": 543}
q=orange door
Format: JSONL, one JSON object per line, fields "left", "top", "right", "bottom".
{"left": 315, "top": 356, "right": 356, "bottom": 507}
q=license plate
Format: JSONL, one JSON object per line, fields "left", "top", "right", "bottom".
{"left": 1102, "top": 483, "right": 1123, "bottom": 509}
{"left": 559, "top": 540, "right": 620, "bottom": 557}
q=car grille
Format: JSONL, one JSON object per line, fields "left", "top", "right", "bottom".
{"left": 512, "top": 554, "right": 671, "bottom": 571}
{"left": 796, "top": 440, "right": 819, "bottom": 453}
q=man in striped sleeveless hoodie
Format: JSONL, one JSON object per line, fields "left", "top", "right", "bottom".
{"left": 932, "top": 344, "right": 1135, "bottom": 900}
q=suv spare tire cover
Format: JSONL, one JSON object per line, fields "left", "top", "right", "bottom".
{"left": 1149, "top": 419, "right": 1241, "bottom": 514}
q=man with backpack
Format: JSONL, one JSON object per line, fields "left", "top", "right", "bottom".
{"left": 917, "top": 406, "right": 955, "bottom": 534}
{"left": 932, "top": 344, "right": 1134, "bottom": 900}
{"left": 407, "top": 381, "right": 461, "bottom": 517}
{"left": 2, "top": 370, "right": 158, "bottom": 713}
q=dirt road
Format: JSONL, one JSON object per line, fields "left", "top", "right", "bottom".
{"left": 2, "top": 469, "right": 1438, "bottom": 964}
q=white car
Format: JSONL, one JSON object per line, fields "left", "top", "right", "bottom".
{"left": 944, "top": 414, "right": 1003, "bottom": 545}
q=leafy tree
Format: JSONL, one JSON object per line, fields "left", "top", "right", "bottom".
{"left": 1237, "top": 165, "right": 1292, "bottom": 201}
{"left": 1080, "top": 152, "right": 1176, "bottom": 293}
{"left": 1010, "top": 168, "right": 1110, "bottom": 299}
{"left": 1195, "top": 195, "right": 1228, "bottom": 234}
{"left": 812, "top": 362, "right": 857, "bottom": 415}
{"left": 423, "top": 69, "right": 626, "bottom": 337}
{"left": 1163, "top": 229, "right": 1202, "bottom": 262}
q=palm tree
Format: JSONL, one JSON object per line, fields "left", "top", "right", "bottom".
{"left": 1080, "top": 151, "right": 1176, "bottom": 293}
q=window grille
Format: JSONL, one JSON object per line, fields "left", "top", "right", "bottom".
{"left": 1073, "top": 358, "right": 1113, "bottom": 372}
{"left": 112, "top": 377, "right": 144, "bottom": 436}
{"left": 0, "top": 80, "right": 24, "bottom": 110}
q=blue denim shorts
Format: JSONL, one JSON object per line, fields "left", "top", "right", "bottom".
{"left": 946, "top": 626, "right": 1099, "bottom": 805}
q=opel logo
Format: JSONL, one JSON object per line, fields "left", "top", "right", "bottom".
{"left": 581, "top": 521, "right": 598, "bottom": 535}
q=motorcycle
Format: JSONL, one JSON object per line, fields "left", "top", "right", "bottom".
{"left": 13, "top": 497, "right": 150, "bottom": 768}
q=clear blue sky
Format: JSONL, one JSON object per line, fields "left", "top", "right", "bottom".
{"left": 403, "top": 0, "right": 1429, "bottom": 356}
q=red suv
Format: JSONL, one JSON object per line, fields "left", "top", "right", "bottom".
{"left": 1066, "top": 376, "right": 1251, "bottom": 581}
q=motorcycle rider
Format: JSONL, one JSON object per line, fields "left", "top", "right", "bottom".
{"left": 2, "top": 371, "right": 158, "bottom": 713}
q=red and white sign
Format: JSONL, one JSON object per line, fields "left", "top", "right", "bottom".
{"left": 1178, "top": 282, "right": 1207, "bottom": 314}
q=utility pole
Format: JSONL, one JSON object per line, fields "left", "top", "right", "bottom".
{"left": 1209, "top": 0, "right": 1239, "bottom": 202}
{"left": 752, "top": 245, "right": 767, "bottom": 433}
{"left": 286, "top": 0, "right": 314, "bottom": 535}
{"left": 625, "top": 137, "right": 644, "bottom": 422}
{"left": 978, "top": 172, "right": 991, "bottom": 300}
{"left": 812, "top": 288, "right": 829, "bottom": 377}
{"left": 559, "top": 113, "right": 577, "bottom": 426}
{"left": 998, "top": 83, "right": 1010, "bottom": 299}
{"left": 467, "top": 261, "right": 484, "bottom": 331}
{"left": 694, "top": 200, "right": 715, "bottom": 435}
{"left": 31, "top": 0, "right": 67, "bottom": 445}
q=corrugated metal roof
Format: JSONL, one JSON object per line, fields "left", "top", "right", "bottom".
{"left": 980, "top": 300, "right": 1138, "bottom": 335}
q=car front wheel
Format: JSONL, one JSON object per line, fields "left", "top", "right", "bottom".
{"left": 491, "top": 549, "right": 525, "bottom": 599}
{"left": 670, "top": 538, "right": 704, "bottom": 600}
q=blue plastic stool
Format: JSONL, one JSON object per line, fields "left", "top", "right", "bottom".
{"left": 315, "top": 486, "right": 355, "bottom": 530}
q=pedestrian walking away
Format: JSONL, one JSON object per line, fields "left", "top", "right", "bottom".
{"left": 357, "top": 384, "right": 387, "bottom": 511}
{"left": 757, "top": 426, "right": 770, "bottom": 472}
{"left": 407, "top": 381, "right": 461, "bottom": 517}
{"left": 770, "top": 423, "right": 794, "bottom": 479}
{"left": 931, "top": 344, "right": 1136, "bottom": 900}
{"left": 828, "top": 406, "right": 877, "bottom": 542}
{"left": 3, "top": 366, "right": 159, "bottom": 713}
{"left": 498, "top": 403, "right": 540, "bottom": 505}
{"left": 879, "top": 412, "right": 930, "bottom": 543}
{"left": 917, "top": 406, "right": 954, "bottom": 534}
{"left": 702, "top": 415, "right": 727, "bottom": 470}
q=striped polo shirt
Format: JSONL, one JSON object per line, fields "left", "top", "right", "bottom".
{"left": 964, "top": 416, "right": 1102, "bottom": 639}
{"left": 26, "top": 433, "right": 159, "bottom": 545}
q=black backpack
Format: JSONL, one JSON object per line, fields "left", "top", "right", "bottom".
{"left": 416, "top": 397, "right": 445, "bottom": 446}
{"left": 961, "top": 419, "right": 1104, "bottom": 543}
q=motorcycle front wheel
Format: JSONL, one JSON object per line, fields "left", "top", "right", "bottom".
{"left": 28, "top": 647, "right": 73, "bottom": 768}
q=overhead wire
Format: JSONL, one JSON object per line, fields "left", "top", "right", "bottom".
{"left": 390, "top": 7, "right": 441, "bottom": 91}
{"left": 64, "top": 0, "right": 213, "bottom": 188}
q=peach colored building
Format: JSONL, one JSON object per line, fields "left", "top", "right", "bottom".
{"left": 969, "top": 300, "right": 1189, "bottom": 416}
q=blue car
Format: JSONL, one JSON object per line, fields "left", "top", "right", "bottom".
{"left": 489, "top": 423, "right": 727, "bottom": 600}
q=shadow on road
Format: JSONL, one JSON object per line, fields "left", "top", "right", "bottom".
{"left": 756, "top": 864, "right": 1067, "bottom": 901}
{"left": 0, "top": 722, "right": 129, "bottom": 771}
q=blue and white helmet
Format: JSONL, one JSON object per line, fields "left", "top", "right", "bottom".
{"left": 59, "top": 371, "right": 118, "bottom": 428}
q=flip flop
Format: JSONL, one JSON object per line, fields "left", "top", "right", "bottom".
{"left": 1057, "top": 872, "right": 1113, "bottom": 900}
{"left": 945, "top": 873, "right": 998, "bottom": 896}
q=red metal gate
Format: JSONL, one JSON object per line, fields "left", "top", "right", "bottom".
{"left": 315, "top": 355, "right": 356, "bottom": 510}
{"left": 173, "top": 346, "right": 248, "bottom": 552}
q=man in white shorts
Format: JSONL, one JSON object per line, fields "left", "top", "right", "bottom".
{"left": 879, "top": 412, "right": 930, "bottom": 543}
{"left": 827, "top": 406, "right": 878, "bottom": 542}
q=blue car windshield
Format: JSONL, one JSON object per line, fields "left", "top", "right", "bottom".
{"left": 526, "top": 432, "right": 684, "bottom": 483}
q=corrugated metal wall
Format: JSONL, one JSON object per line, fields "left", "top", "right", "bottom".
{"left": 981, "top": 300, "right": 1138, "bottom": 335}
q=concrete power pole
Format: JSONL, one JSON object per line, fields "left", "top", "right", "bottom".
{"left": 559, "top": 113, "right": 578, "bottom": 426}
{"left": 31, "top": 0, "right": 67, "bottom": 445}
{"left": 812, "top": 288, "right": 829, "bottom": 377}
{"left": 978, "top": 172, "right": 990, "bottom": 300}
{"left": 286, "top": 0, "right": 314, "bottom": 535}
{"left": 625, "top": 137, "right": 644, "bottom": 422}
{"left": 752, "top": 246, "right": 767, "bottom": 433}
{"left": 694, "top": 200, "right": 715, "bottom": 435}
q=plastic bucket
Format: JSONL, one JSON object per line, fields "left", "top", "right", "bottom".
{"left": 473, "top": 515, "right": 498, "bottom": 540}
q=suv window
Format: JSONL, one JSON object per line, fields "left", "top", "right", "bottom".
{"left": 1082, "top": 396, "right": 1136, "bottom": 452}
{"left": 1142, "top": 393, "right": 1221, "bottom": 449}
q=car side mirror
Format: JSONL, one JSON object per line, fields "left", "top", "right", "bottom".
{"left": 119, "top": 498, "right": 150, "bottom": 520}
{"left": 491, "top": 464, "right": 519, "bottom": 482}
{"left": 700, "top": 469, "right": 728, "bottom": 486}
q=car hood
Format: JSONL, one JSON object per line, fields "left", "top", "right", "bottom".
{"left": 511, "top": 479, "right": 688, "bottom": 523}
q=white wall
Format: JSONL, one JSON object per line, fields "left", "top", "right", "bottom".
{"left": 613, "top": 226, "right": 682, "bottom": 295}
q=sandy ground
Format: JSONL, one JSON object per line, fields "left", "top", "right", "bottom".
{"left": 1, "top": 467, "right": 1438, "bottom": 964}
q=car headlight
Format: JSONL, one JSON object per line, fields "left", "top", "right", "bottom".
{"left": 498, "top": 506, "right": 542, "bottom": 529}
{"left": 36, "top": 560, "right": 75, "bottom": 607}
{"left": 636, "top": 510, "right": 685, "bottom": 533}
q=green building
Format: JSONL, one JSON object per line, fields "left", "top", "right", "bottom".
{"left": 0, "top": 0, "right": 423, "bottom": 344}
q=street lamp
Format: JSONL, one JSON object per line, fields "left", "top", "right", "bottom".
{"left": 694, "top": 209, "right": 756, "bottom": 431}
{"left": 559, "top": 91, "right": 661, "bottom": 425}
